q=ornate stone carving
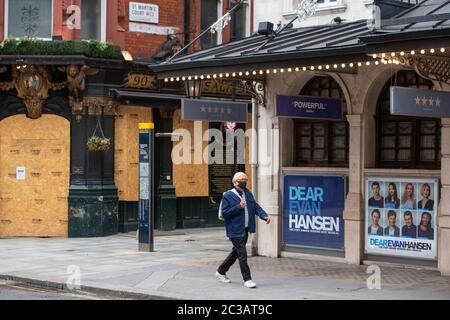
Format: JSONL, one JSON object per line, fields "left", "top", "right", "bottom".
{"left": 0, "top": 65, "right": 66, "bottom": 119}
{"left": 81, "top": 96, "right": 119, "bottom": 116}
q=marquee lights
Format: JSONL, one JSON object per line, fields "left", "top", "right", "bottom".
{"left": 162, "top": 47, "right": 449, "bottom": 82}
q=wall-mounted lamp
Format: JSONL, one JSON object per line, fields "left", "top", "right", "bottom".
{"left": 184, "top": 78, "right": 202, "bottom": 99}
{"left": 121, "top": 50, "right": 133, "bottom": 62}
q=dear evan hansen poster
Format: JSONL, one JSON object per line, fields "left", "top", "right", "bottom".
{"left": 283, "top": 175, "right": 345, "bottom": 250}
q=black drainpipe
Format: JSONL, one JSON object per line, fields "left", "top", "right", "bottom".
{"left": 184, "top": 0, "right": 190, "bottom": 47}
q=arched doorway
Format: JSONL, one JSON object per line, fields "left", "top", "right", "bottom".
{"left": 0, "top": 114, "right": 70, "bottom": 237}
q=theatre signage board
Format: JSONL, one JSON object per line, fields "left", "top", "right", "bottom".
{"left": 390, "top": 86, "right": 450, "bottom": 118}
{"left": 276, "top": 95, "right": 343, "bottom": 120}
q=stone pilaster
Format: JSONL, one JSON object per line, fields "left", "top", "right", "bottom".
{"left": 343, "top": 114, "right": 364, "bottom": 264}
{"left": 438, "top": 118, "right": 450, "bottom": 275}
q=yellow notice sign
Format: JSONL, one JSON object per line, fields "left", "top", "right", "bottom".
{"left": 139, "top": 122, "right": 154, "bottom": 130}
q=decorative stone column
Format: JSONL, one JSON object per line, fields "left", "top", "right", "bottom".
{"left": 438, "top": 118, "right": 450, "bottom": 275}
{"left": 343, "top": 114, "right": 364, "bottom": 264}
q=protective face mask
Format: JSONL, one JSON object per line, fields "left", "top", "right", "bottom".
{"left": 238, "top": 181, "right": 247, "bottom": 189}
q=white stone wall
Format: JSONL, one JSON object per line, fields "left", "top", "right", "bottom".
{"left": 253, "top": 0, "right": 374, "bottom": 30}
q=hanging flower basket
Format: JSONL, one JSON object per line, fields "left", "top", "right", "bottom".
{"left": 87, "top": 135, "right": 110, "bottom": 151}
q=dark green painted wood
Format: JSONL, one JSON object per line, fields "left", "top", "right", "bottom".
{"left": 118, "top": 201, "right": 138, "bottom": 233}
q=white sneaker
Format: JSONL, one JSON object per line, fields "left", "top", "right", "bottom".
{"left": 244, "top": 280, "right": 257, "bottom": 288}
{"left": 216, "top": 271, "right": 231, "bottom": 283}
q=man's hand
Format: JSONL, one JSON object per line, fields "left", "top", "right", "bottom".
{"left": 264, "top": 216, "right": 271, "bottom": 224}
{"left": 240, "top": 200, "right": 247, "bottom": 208}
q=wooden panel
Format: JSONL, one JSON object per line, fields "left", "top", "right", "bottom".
{"left": 0, "top": 115, "right": 70, "bottom": 237}
{"left": 172, "top": 110, "right": 209, "bottom": 197}
{"left": 114, "top": 106, "right": 152, "bottom": 201}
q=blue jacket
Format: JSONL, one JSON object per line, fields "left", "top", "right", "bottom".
{"left": 221, "top": 188, "right": 268, "bottom": 239}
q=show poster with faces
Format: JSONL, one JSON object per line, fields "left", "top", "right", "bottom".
{"left": 365, "top": 177, "right": 438, "bottom": 260}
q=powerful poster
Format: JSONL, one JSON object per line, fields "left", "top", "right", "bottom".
{"left": 365, "top": 177, "right": 438, "bottom": 260}
{"left": 283, "top": 175, "right": 345, "bottom": 250}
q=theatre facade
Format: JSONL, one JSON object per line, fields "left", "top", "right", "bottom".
{"left": 152, "top": 1, "right": 450, "bottom": 275}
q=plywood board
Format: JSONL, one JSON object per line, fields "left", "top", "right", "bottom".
{"left": 114, "top": 106, "right": 152, "bottom": 201}
{"left": 0, "top": 115, "right": 70, "bottom": 237}
{"left": 172, "top": 110, "right": 209, "bottom": 197}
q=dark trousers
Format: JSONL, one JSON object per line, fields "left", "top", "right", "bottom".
{"left": 217, "top": 229, "right": 251, "bottom": 281}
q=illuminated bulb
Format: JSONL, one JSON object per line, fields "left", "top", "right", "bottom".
{"left": 302, "top": 67, "right": 307, "bottom": 71}
{"left": 349, "top": 63, "right": 354, "bottom": 67}
{"left": 232, "top": 73, "right": 236, "bottom": 77}
{"left": 176, "top": 77, "right": 180, "bottom": 81}
{"left": 310, "top": 66, "right": 315, "bottom": 70}
{"left": 164, "top": 78, "right": 169, "bottom": 82}
{"left": 170, "top": 78, "right": 175, "bottom": 82}
{"left": 182, "top": 77, "right": 186, "bottom": 81}
{"left": 273, "top": 69, "right": 277, "bottom": 73}
{"left": 381, "top": 53, "right": 386, "bottom": 58}
{"left": 391, "top": 52, "right": 395, "bottom": 57}
{"left": 318, "top": 66, "right": 322, "bottom": 70}
{"left": 430, "top": 48, "right": 435, "bottom": 54}
{"left": 200, "top": 75, "right": 204, "bottom": 80}
{"left": 288, "top": 68, "right": 292, "bottom": 72}
{"left": 225, "top": 73, "right": 230, "bottom": 77}
{"left": 238, "top": 72, "right": 243, "bottom": 76}
{"left": 366, "top": 61, "right": 370, "bottom": 66}
{"left": 252, "top": 71, "right": 256, "bottom": 75}
{"left": 259, "top": 70, "right": 264, "bottom": 75}
{"left": 441, "top": 48, "right": 445, "bottom": 53}
{"left": 280, "top": 68, "right": 284, "bottom": 73}
{"left": 357, "top": 62, "right": 362, "bottom": 67}
{"left": 341, "top": 63, "right": 346, "bottom": 68}
{"left": 326, "top": 65, "right": 330, "bottom": 69}
{"left": 206, "top": 75, "right": 211, "bottom": 79}
{"left": 420, "top": 49, "right": 425, "bottom": 54}
{"left": 400, "top": 51, "right": 405, "bottom": 56}
{"left": 266, "top": 70, "right": 270, "bottom": 74}
{"left": 411, "top": 50, "right": 415, "bottom": 55}
{"left": 333, "top": 64, "right": 338, "bottom": 68}
{"left": 213, "top": 74, "right": 217, "bottom": 78}
{"left": 194, "top": 76, "right": 198, "bottom": 80}
{"left": 219, "top": 74, "right": 223, "bottom": 78}
{"left": 295, "top": 67, "right": 300, "bottom": 71}
{"left": 245, "top": 72, "right": 250, "bottom": 76}
{"left": 388, "top": 60, "right": 392, "bottom": 64}
{"left": 372, "top": 54, "right": 377, "bottom": 59}
{"left": 375, "top": 61, "right": 379, "bottom": 65}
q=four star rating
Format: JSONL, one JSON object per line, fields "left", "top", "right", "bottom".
{"left": 200, "top": 106, "right": 232, "bottom": 114}
{"left": 415, "top": 96, "right": 441, "bottom": 107}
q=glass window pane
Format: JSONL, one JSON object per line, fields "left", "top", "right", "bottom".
{"left": 421, "top": 136, "right": 436, "bottom": 148}
{"left": 201, "top": 0, "right": 218, "bottom": 49}
{"left": 332, "top": 149, "right": 345, "bottom": 162}
{"left": 300, "top": 137, "right": 311, "bottom": 148}
{"left": 333, "top": 136, "right": 346, "bottom": 149}
{"left": 382, "top": 122, "right": 396, "bottom": 135}
{"left": 397, "top": 149, "right": 411, "bottom": 161}
{"left": 313, "top": 124, "right": 325, "bottom": 135}
{"left": 298, "top": 149, "right": 311, "bottom": 161}
{"left": 382, "top": 149, "right": 395, "bottom": 161}
{"left": 8, "top": 0, "right": 52, "bottom": 38}
{"left": 420, "top": 150, "right": 436, "bottom": 161}
{"left": 314, "top": 137, "right": 325, "bottom": 148}
{"left": 421, "top": 121, "right": 437, "bottom": 134}
{"left": 81, "top": 0, "right": 101, "bottom": 40}
{"left": 230, "top": 0, "right": 247, "bottom": 40}
{"left": 382, "top": 136, "right": 396, "bottom": 148}
{"left": 313, "top": 149, "right": 325, "bottom": 160}
{"left": 398, "top": 122, "right": 412, "bottom": 134}
{"left": 398, "top": 136, "right": 411, "bottom": 148}
{"left": 332, "top": 122, "right": 346, "bottom": 135}
{"left": 298, "top": 124, "right": 311, "bottom": 135}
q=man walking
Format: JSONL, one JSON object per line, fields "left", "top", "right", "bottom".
{"left": 216, "top": 172, "right": 271, "bottom": 288}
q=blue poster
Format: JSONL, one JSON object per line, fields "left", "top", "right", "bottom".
{"left": 283, "top": 175, "right": 345, "bottom": 250}
{"left": 276, "top": 95, "right": 342, "bottom": 120}
{"left": 138, "top": 130, "right": 150, "bottom": 245}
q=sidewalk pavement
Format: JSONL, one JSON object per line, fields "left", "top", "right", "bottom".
{"left": 1, "top": 228, "right": 450, "bottom": 300}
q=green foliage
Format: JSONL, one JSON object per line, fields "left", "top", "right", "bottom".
{"left": 87, "top": 135, "right": 111, "bottom": 152}
{"left": 0, "top": 37, "right": 123, "bottom": 59}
